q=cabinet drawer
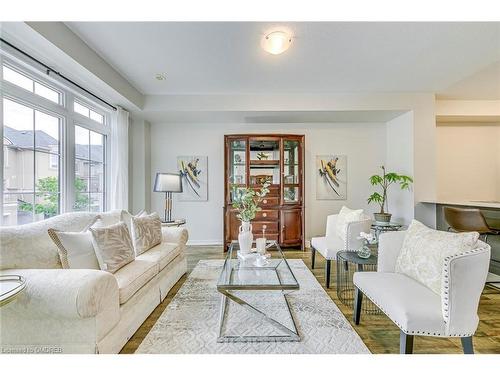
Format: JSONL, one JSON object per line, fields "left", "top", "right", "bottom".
{"left": 259, "top": 197, "right": 280, "bottom": 207}
{"left": 254, "top": 210, "right": 279, "bottom": 221}
{"left": 252, "top": 221, "right": 279, "bottom": 234}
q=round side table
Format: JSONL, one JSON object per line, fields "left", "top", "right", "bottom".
{"left": 336, "top": 251, "right": 380, "bottom": 314}
{"left": 371, "top": 222, "right": 403, "bottom": 243}
{"left": 161, "top": 219, "right": 186, "bottom": 227}
{"left": 0, "top": 275, "right": 26, "bottom": 307}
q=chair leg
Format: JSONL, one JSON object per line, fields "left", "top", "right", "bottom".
{"left": 400, "top": 331, "right": 414, "bottom": 354}
{"left": 311, "top": 246, "right": 316, "bottom": 269}
{"left": 461, "top": 336, "right": 474, "bottom": 354}
{"left": 353, "top": 287, "right": 363, "bottom": 325}
{"left": 325, "top": 259, "right": 331, "bottom": 288}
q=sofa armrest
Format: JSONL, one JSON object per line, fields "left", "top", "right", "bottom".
{"left": 443, "top": 243, "right": 490, "bottom": 336}
{"left": 1, "top": 269, "right": 119, "bottom": 319}
{"left": 162, "top": 227, "right": 189, "bottom": 246}
{"left": 377, "top": 230, "right": 407, "bottom": 272}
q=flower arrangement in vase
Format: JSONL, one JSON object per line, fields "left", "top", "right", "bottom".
{"left": 357, "top": 232, "right": 376, "bottom": 259}
{"left": 231, "top": 181, "right": 271, "bottom": 254}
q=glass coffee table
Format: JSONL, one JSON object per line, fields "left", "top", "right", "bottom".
{"left": 216, "top": 240, "right": 300, "bottom": 343}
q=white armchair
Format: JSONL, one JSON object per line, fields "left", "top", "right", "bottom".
{"left": 353, "top": 231, "right": 491, "bottom": 354}
{"left": 311, "top": 213, "right": 372, "bottom": 288}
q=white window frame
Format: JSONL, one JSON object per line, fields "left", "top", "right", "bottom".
{"left": 1, "top": 52, "right": 112, "bottom": 224}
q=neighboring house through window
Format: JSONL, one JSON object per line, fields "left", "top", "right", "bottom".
{"left": 1, "top": 57, "right": 110, "bottom": 226}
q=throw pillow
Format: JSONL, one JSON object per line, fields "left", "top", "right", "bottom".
{"left": 48, "top": 216, "right": 102, "bottom": 269}
{"left": 335, "top": 206, "right": 364, "bottom": 242}
{"left": 89, "top": 221, "right": 135, "bottom": 273}
{"left": 395, "top": 220, "right": 479, "bottom": 295}
{"left": 120, "top": 209, "right": 146, "bottom": 235}
{"left": 131, "top": 212, "right": 163, "bottom": 255}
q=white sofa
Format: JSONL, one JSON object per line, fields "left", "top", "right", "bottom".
{"left": 311, "top": 213, "right": 372, "bottom": 287}
{"left": 0, "top": 210, "right": 188, "bottom": 354}
{"left": 353, "top": 231, "right": 490, "bottom": 354}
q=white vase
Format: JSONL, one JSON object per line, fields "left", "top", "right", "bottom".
{"left": 238, "top": 221, "right": 253, "bottom": 254}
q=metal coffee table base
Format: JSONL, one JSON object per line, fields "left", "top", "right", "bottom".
{"left": 217, "top": 289, "right": 300, "bottom": 343}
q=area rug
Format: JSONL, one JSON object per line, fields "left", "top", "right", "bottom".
{"left": 136, "top": 259, "right": 370, "bottom": 354}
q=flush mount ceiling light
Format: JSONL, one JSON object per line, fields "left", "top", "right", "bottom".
{"left": 155, "top": 72, "right": 167, "bottom": 81}
{"left": 261, "top": 30, "right": 293, "bottom": 55}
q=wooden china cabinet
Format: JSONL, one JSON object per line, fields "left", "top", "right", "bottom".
{"left": 223, "top": 134, "right": 305, "bottom": 250}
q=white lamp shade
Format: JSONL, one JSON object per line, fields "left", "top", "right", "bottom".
{"left": 261, "top": 31, "right": 292, "bottom": 55}
{"left": 153, "top": 173, "right": 183, "bottom": 193}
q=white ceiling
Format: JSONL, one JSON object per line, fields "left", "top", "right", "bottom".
{"left": 66, "top": 22, "right": 500, "bottom": 97}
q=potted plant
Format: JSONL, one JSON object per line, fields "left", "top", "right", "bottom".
{"left": 231, "top": 181, "right": 271, "bottom": 254}
{"left": 367, "top": 166, "right": 413, "bottom": 223}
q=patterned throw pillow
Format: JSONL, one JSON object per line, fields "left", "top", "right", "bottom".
{"left": 48, "top": 216, "right": 102, "bottom": 269}
{"left": 131, "top": 212, "right": 162, "bottom": 255}
{"left": 89, "top": 222, "right": 135, "bottom": 273}
{"left": 120, "top": 209, "right": 146, "bottom": 235}
{"left": 395, "top": 220, "right": 479, "bottom": 295}
{"left": 335, "top": 206, "right": 364, "bottom": 242}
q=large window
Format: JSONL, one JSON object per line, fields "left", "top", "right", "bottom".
{"left": 1, "top": 57, "right": 110, "bottom": 226}
{"left": 74, "top": 125, "right": 106, "bottom": 212}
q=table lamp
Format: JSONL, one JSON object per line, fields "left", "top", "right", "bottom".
{"left": 153, "top": 173, "right": 183, "bottom": 223}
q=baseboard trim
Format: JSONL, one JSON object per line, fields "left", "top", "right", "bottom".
{"left": 187, "top": 240, "right": 223, "bottom": 246}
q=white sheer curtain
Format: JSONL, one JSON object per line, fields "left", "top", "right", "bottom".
{"left": 109, "top": 107, "right": 129, "bottom": 210}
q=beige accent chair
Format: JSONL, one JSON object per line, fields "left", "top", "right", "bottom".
{"left": 311, "top": 213, "right": 372, "bottom": 288}
{"left": 0, "top": 210, "right": 188, "bottom": 354}
{"left": 353, "top": 231, "right": 490, "bottom": 354}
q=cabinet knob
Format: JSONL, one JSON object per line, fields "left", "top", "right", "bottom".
{"left": 263, "top": 212, "right": 267, "bottom": 217}
{"left": 263, "top": 199, "right": 267, "bottom": 204}
{"left": 263, "top": 225, "right": 267, "bottom": 229}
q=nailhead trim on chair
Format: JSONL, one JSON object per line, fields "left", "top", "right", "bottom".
{"left": 441, "top": 244, "right": 490, "bottom": 325}
{"left": 354, "top": 284, "right": 475, "bottom": 338}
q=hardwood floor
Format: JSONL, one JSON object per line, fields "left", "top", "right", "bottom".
{"left": 120, "top": 246, "right": 500, "bottom": 354}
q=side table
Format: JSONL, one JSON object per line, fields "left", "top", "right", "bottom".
{"left": 0, "top": 275, "right": 26, "bottom": 307}
{"left": 336, "top": 251, "right": 380, "bottom": 314}
{"left": 161, "top": 219, "right": 186, "bottom": 227}
{"left": 371, "top": 222, "right": 403, "bottom": 242}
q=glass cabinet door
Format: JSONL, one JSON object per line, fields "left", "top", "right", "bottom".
{"left": 228, "top": 138, "right": 247, "bottom": 203}
{"left": 282, "top": 139, "right": 301, "bottom": 204}
{"left": 229, "top": 139, "right": 247, "bottom": 185}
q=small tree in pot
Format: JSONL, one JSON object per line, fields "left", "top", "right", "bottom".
{"left": 367, "top": 166, "right": 413, "bottom": 223}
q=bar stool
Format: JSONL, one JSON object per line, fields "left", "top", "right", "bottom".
{"left": 444, "top": 206, "right": 500, "bottom": 243}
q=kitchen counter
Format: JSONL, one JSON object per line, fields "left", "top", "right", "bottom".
{"left": 421, "top": 200, "right": 500, "bottom": 210}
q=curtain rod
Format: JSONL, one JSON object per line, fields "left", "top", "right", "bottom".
{"left": 0, "top": 37, "right": 117, "bottom": 111}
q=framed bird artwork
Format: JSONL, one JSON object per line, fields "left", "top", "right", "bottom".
{"left": 177, "top": 156, "right": 208, "bottom": 201}
{"left": 316, "top": 155, "right": 347, "bottom": 200}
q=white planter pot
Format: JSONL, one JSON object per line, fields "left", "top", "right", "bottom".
{"left": 238, "top": 221, "right": 253, "bottom": 254}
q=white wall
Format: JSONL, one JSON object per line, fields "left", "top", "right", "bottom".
{"left": 436, "top": 123, "right": 500, "bottom": 201}
{"left": 129, "top": 118, "right": 151, "bottom": 213}
{"left": 386, "top": 112, "right": 414, "bottom": 224}
{"left": 149, "top": 122, "right": 388, "bottom": 244}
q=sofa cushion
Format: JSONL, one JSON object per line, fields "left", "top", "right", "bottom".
{"left": 354, "top": 271, "right": 446, "bottom": 335}
{"left": 137, "top": 241, "right": 182, "bottom": 271}
{"left": 48, "top": 216, "right": 102, "bottom": 269}
{"left": 130, "top": 213, "right": 162, "bottom": 256}
{"left": 0, "top": 212, "right": 99, "bottom": 270}
{"left": 311, "top": 235, "right": 345, "bottom": 259}
{"left": 120, "top": 210, "right": 146, "bottom": 236}
{"left": 113, "top": 259, "right": 158, "bottom": 304}
{"left": 395, "top": 220, "right": 479, "bottom": 295}
{"left": 90, "top": 222, "right": 135, "bottom": 273}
